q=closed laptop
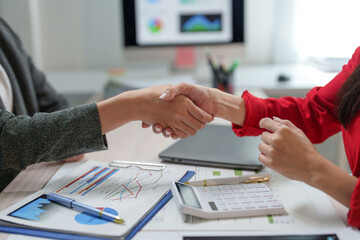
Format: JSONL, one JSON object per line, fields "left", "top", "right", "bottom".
{"left": 159, "top": 124, "right": 263, "bottom": 170}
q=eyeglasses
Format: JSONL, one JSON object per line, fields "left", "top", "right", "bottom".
{"left": 110, "top": 160, "right": 166, "bottom": 171}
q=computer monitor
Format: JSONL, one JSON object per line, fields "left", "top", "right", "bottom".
{"left": 123, "top": 0, "right": 244, "bottom": 47}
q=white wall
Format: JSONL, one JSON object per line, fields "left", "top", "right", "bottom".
{"left": 37, "top": 0, "right": 86, "bottom": 70}
{"left": 0, "top": 0, "right": 123, "bottom": 71}
{"left": 0, "top": 0, "right": 279, "bottom": 71}
{"left": 36, "top": 0, "right": 122, "bottom": 70}
{"left": 244, "top": 0, "right": 275, "bottom": 64}
{"left": 0, "top": 0, "right": 34, "bottom": 56}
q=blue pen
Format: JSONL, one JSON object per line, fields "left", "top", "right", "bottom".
{"left": 47, "top": 193, "right": 124, "bottom": 224}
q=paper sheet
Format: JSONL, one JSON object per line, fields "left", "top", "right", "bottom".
{"left": 0, "top": 161, "right": 190, "bottom": 239}
{"left": 143, "top": 166, "right": 347, "bottom": 231}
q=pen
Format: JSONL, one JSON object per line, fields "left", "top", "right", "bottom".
{"left": 47, "top": 193, "right": 124, "bottom": 224}
{"left": 218, "top": 55, "right": 227, "bottom": 72}
{"left": 204, "top": 47, "right": 216, "bottom": 70}
{"left": 229, "top": 58, "right": 240, "bottom": 73}
{"left": 186, "top": 173, "right": 270, "bottom": 187}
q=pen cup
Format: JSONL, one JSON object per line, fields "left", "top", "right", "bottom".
{"left": 212, "top": 68, "right": 234, "bottom": 94}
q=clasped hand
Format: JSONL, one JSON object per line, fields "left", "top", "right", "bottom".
{"left": 139, "top": 84, "right": 214, "bottom": 139}
{"left": 142, "top": 83, "right": 215, "bottom": 139}
{"left": 258, "top": 117, "right": 323, "bottom": 183}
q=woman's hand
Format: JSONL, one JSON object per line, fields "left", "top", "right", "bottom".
{"left": 159, "top": 82, "right": 216, "bottom": 115}
{"left": 136, "top": 85, "right": 213, "bottom": 139}
{"left": 258, "top": 117, "right": 323, "bottom": 183}
{"left": 97, "top": 84, "right": 212, "bottom": 138}
{"left": 142, "top": 82, "right": 245, "bottom": 139}
{"left": 259, "top": 117, "right": 358, "bottom": 208}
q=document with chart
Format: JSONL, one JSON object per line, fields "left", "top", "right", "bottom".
{"left": 144, "top": 166, "right": 347, "bottom": 232}
{"left": 0, "top": 161, "right": 191, "bottom": 239}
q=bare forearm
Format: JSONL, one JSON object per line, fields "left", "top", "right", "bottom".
{"left": 211, "top": 88, "right": 246, "bottom": 125}
{"left": 97, "top": 84, "right": 212, "bottom": 137}
{"left": 308, "top": 156, "right": 357, "bottom": 207}
{"left": 97, "top": 91, "right": 138, "bottom": 134}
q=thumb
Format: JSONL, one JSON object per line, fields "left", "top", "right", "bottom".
{"left": 159, "top": 83, "right": 189, "bottom": 101}
{"left": 142, "top": 122, "right": 150, "bottom": 128}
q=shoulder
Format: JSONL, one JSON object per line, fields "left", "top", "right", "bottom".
{"left": 344, "top": 47, "right": 360, "bottom": 74}
{"left": 0, "top": 17, "right": 23, "bottom": 48}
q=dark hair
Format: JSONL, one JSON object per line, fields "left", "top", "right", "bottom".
{"left": 336, "top": 64, "right": 360, "bottom": 128}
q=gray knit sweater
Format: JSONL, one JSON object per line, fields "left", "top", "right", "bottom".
{"left": 0, "top": 18, "right": 108, "bottom": 186}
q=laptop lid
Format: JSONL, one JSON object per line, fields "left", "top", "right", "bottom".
{"left": 159, "top": 124, "right": 263, "bottom": 170}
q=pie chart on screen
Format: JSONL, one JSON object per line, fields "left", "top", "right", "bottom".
{"left": 148, "top": 18, "right": 163, "bottom": 33}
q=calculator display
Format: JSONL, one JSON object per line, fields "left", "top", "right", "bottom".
{"left": 175, "top": 183, "right": 201, "bottom": 209}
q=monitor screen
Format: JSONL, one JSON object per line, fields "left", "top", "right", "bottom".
{"left": 123, "top": 0, "right": 244, "bottom": 46}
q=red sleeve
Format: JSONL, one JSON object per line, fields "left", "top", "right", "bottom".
{"left": 233, "top": 47, "right": 360, "bottom": 143}
{"left": 348, "top": 178, "right": 360, "bottom": 228}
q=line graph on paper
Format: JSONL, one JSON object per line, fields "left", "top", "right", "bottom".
{"left": 54, "top": 165, "right": 165, "bottom": 202}
{"left": 103, "top": 171, "right": 163, "bottom": 201}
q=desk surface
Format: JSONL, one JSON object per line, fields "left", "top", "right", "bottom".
{"left": 0, "top": 80, "right": 356, "bottom": 240}
{"left": 0, "top": 120, "right": 180, "bottom": 240}
{"left": 1, "top": 119, "right": 359, "bottom": 240}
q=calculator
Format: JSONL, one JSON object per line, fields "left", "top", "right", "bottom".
{"left": 171, "top": 181, "right": 285, "bottom": 219}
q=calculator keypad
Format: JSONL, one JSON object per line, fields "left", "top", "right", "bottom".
{"left": 200, "top": 183, "right": 284, "bottom": 212}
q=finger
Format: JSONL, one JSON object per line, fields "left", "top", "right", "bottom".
{"left": 177, "top": 120, "right": 197, "bottom": 136}
{"left": 159, "top": 82, "right": 190, "bottom": 101}
{"left": 172, "top": 126, "right": 188, "bottom": 139}
{"left": 258, "top": 141, "right": 272, "bottom": 158}
{"left": 162, "top": 127, "right": 173, "bottom": 138}
{"left": 182, "top": 116, "right": 204, "bottom": 132}
{"left": 258, "top": 152, "right": 272, "bottom": 167}
{"left": 272, "top": 117, "right": 298, "bottom": 131}
{"left": 260, "top": 131, "right": 272, "bottom": 145}
{"left": 142, "top": 122, "right": 150, "bottom": 128}
{"left": 259, "top": 117, "right": 284, "bottom": 133}
{"left": 171, "top": 133, "right": 178, "bottom": 140}
{"left": 187, "top": 100, "right": 213, "bottom": 124}
{"left": 152, "top": 124, "right": 163, "bottom": 134}
{"left": 181, "top": 107, "right": 206, "bottom": 131}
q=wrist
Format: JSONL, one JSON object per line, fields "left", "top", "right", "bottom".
{"left": 212, "top": 88, "right": 245, "bottom": 125}
{"left": 306, "top": 153, "right": 342, "bottom": 192}
{"left": 121, "top": 89, "right": 147, "bottom": 122}
{"left": 306, "top": 154, "right": 328, "bottom": 187}
{"left": 306, "top": 153, "right": 357, "bottom": 207}
{"left": 97, "top": 90, "right": 140, "bottom": 134}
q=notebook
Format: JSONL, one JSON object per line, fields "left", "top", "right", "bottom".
{"left": 159, "top": 124, "right": 263, "bottom": 170}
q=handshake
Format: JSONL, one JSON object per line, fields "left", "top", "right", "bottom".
{"left": 138, "top": 82, "right": 245, "bottom": 139}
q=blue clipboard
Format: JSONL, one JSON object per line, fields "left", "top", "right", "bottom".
{"left": 0, "top": 170, "right": 195, "bottom": 240}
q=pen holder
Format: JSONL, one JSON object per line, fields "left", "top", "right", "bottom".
{"left": 212, "top": 68, "right": 234, "bottom": 94}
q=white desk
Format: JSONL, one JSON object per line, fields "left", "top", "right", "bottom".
{"left": 0, "top": 64, "right": 350, "bottom": 239}
{"left": 233, "top": 64, "right": 336, "bottom": 98}
{"left": 1, "top": 120, "right": 359, "bottom": 240}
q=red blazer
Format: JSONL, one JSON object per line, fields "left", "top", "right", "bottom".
{"left": 232, "top": 47, "right": 360, "bottom": 227}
